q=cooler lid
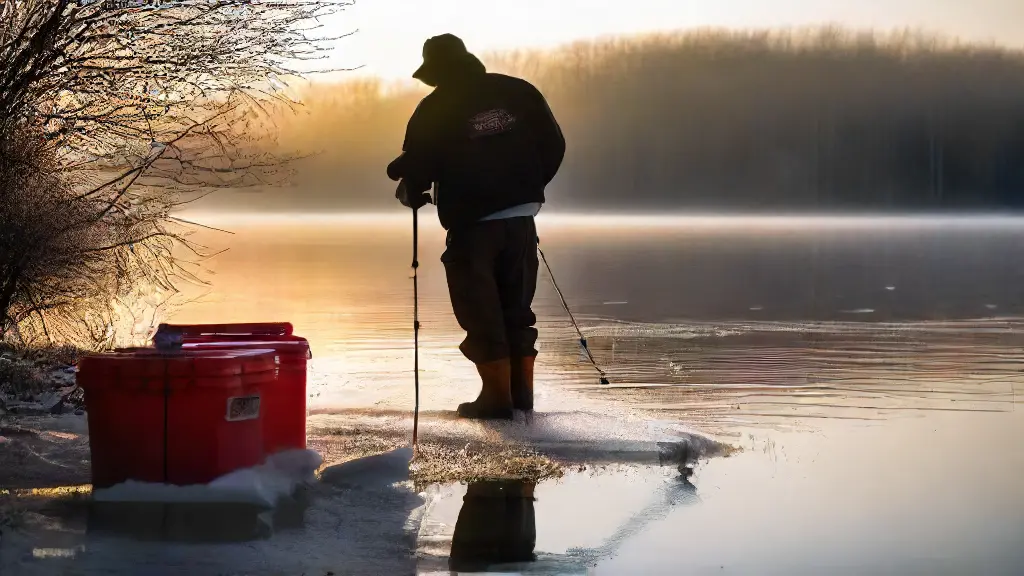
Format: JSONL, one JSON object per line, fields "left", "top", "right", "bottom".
{"left": 79, "top": 348, "right": 277, "bottom": 380}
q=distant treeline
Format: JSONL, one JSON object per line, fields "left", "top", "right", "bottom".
{"left": 271, "top": 27, "right": 1024, "bottom": 212}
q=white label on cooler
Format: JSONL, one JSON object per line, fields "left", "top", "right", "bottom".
{"left": 226, "top": 395, "right": 261, "bottom": 421}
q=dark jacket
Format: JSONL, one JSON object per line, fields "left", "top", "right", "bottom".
{"left": 388, "top": 71, "right": 566, "bottom": 230}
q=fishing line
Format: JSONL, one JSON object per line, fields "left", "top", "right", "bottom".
{"left": 537, "top": 237, "right": 611, "bottom": 385}
{"left": 410, "top": 225, "right": 608, "bottom": 451}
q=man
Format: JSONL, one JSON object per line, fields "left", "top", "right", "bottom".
{"left": 387, "top": 34, "right": 566, "bottom": 420}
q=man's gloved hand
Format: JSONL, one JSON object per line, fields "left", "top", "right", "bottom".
{"left": 396, "top": 180, "right": 432, "bottom": 210}
{"left": 387, "top": 153, "right": 406, "bottom": 182}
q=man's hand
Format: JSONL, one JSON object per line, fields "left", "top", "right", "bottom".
{"left": 396, "top": 180, "right": 432, "bottom": 210}
{"left": 387, "top": 153, "right": 406, "bottom": 182}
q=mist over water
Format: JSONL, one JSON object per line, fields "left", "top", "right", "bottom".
{"left": 178, "top": 211, "right": 1024, "bottom": 323}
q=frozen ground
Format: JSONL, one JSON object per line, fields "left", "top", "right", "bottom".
{"left": 4, "top": 315, "right": 1024, "bottom": 574}
{"left": 0, "top": 400, "right": 727, "bottom": 576}
{"left": 4, "top": 318, "right": 1024, "bottom": 575}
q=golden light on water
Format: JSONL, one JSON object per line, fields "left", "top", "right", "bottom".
{"left": 162, "top": 212, "right": 1024, "bottom": 415}
{"left": 179, "top": 211, "right": 1024, "bottom": 230}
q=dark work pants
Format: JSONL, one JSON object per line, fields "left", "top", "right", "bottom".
{"left": 449, "top": 480, "right": 537, "bottom": 571}
{"left": 441, "top": 217, "right": 539, "bottom": 365}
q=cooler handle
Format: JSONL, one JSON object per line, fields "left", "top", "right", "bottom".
{"left": 155, "top": 322, "right": 294, "bottom": 338}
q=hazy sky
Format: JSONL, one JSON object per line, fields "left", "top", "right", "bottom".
{"left": 319, "top": 0, "right": 1024, "bottom": 81}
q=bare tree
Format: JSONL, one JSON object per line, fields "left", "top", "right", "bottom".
{"left": 0, "top": 0, "right": 352, "bottom": 346}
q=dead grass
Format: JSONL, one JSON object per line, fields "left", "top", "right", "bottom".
{"left": 0, "top": 344, "right": 81, "bottom": 399}
{"left": 409, "top": 443, "right": 563, "bottom": 487}
{"left": 309, "top": 426, "right": 566, "bottom": 487}
{"left": 0, "top": 356, "right": 45, "bottom": 398}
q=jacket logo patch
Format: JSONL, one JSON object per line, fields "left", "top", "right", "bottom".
{"left": 469, "top": 109, "right": 516, "bottom": 138}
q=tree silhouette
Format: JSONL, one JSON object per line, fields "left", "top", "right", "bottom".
{"left": 0, "top": 0, "right": 351, "bottom": 346}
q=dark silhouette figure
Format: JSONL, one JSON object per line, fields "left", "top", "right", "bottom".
{"left": 387, "top": 34, "right": 566, "bottom": 420}
{"left": 448, "top": 480, "right": 538, "bottom": 572}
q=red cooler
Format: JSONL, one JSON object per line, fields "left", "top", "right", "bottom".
{"left": 78, "top": 348, "right": 276, "bottom": 488}
{"left": 153, "top": 322, "right": 311, "bottom": 456}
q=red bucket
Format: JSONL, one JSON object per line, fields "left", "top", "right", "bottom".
{"left": 154, "top": 323, "right": 311, "bottom": 455}
{"left": 78, "top": 348, "right": 276, "bottom": 488}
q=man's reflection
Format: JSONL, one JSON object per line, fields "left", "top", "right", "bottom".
{"left": 448, "top": 479, "right": 537, "bottom": 572}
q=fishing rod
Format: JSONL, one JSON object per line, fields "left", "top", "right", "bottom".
{"left": 537, "top": 237, "right": 610, "bottom": 385}
{"left": 412, "top": 205, "right": 421, "bottom": 448}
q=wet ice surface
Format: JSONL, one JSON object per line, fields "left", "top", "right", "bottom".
{"left": 596, "top": 411, "right": 1024, "bottom": 575}
{"left": 6, "top": 218, "right": 1024, "bottom": 574}
{"left": 9, "top": 318, "right": 1020, "bottom": 576}
{"left": 2, "top": 475, "right": 427, "bottom": 575}
{"left": 415, "top": 410, "right": 1024, "bottom": 575}
{"left": 1, "top": 380, "right": 728, "bottom": 575}
{"left": 407, "top": 318, "right": 1024, "bottom": 575}
{"left": 0, "top": 411, "right": 722, "bottom": 576}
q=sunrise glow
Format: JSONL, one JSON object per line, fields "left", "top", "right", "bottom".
{"left": 320, "top": 0, "right": 1024, "bottom": 81}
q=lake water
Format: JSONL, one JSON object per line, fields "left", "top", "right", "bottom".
{"left": 170, "top": 214, "right": 1024, "bottom": 428}
{"left": 19, "top": 214, "right": 1019, "bottom": 575}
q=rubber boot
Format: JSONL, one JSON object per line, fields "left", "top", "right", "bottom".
{"left": 457, "top": 359, "right": 514, "bottom": 420}
{"left": 510, "top": 356, "right": 535, "bottom": 412}
{"left": 449, "top": 480, "right": 537, "bottom": 572}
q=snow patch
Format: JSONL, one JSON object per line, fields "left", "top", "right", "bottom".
{"left": 320, "top": 446, "right": 413, "bottom": 488}
{"left": 92, "top": 449, "right": 323, "bottom": 508}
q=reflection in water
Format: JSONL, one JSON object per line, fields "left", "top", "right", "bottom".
{"left": 419, "top": 469, "right": 703, "bottom": 574}
{"left": 87, "top": 502, "right": 270, "bottom": 543}
{"left": 563, "top": 472, "right": 699, "bottom": 564}
{"left": 448, "top": 480, "right": 538, "bottom": 572}
{"left": 84, "top": 491, "right": 311, "bottom": 543}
